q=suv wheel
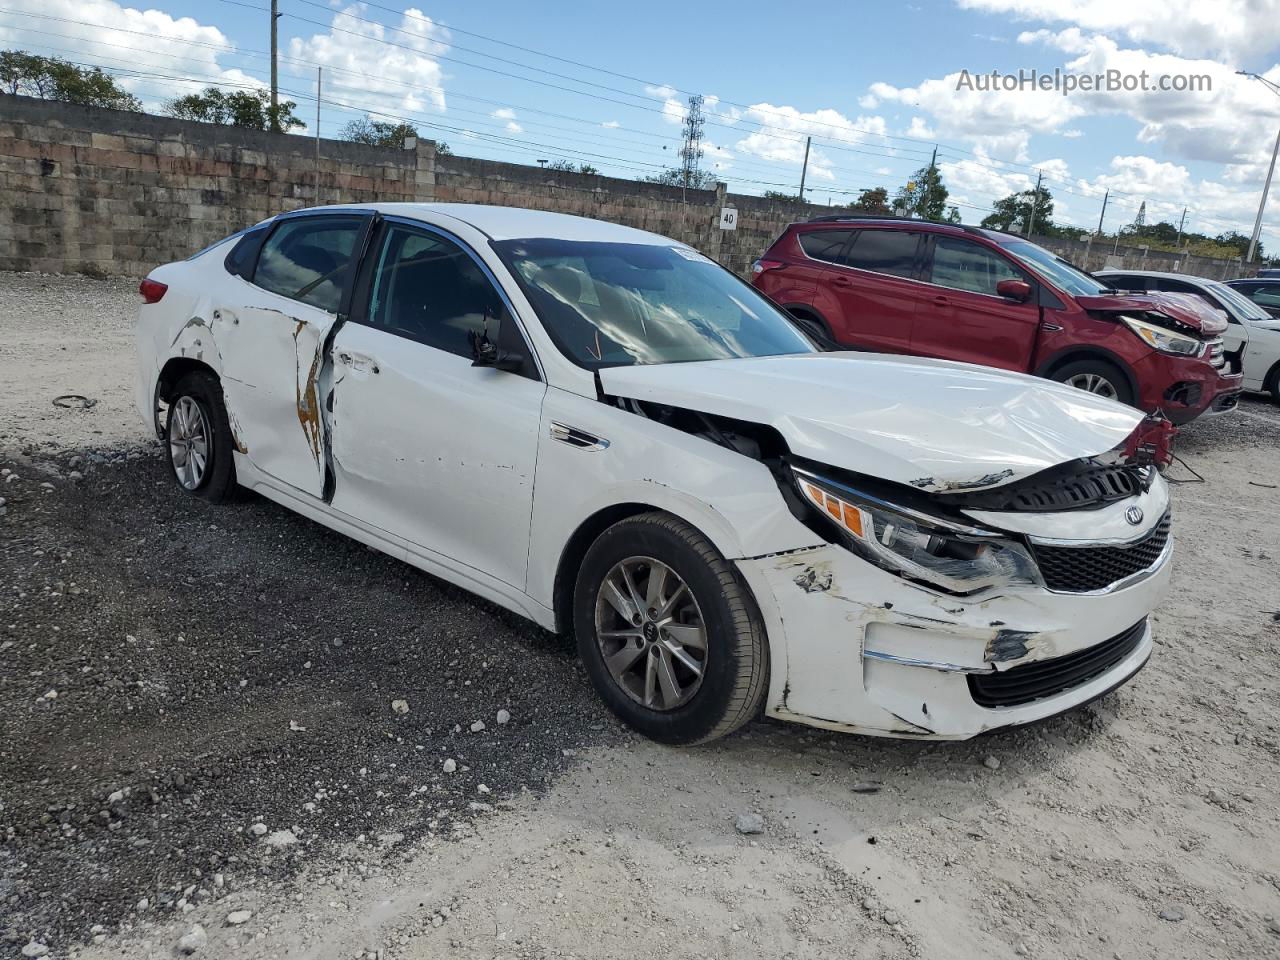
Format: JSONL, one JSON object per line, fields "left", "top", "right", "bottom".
{"left": 1050, "top": 359, "right": 1134, "bottom": 406}
{"left": 573, "top": 511, "right": 768, "bottom": 744}
{"left": 164, "top": 371, "right": 238, "bottom": 502}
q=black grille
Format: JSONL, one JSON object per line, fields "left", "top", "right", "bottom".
{"left": 968, "top": 619, "right": 1147, "bottom": 708}
{"left": 1032, "top": 511, "right": 1171, "bottom": 592}
{"left": 946, "top": 460, "right": 1150, "bottom": 513}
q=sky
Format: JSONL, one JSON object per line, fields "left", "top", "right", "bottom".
{"left": 3, "top": 0, "right": 1280, "bottom": 248}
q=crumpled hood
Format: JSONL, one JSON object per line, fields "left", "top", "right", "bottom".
{"left": 599, "top": 353, "right": 1143, "bottom": 493}
{"left": 1076, "top": 291, "right": 1228, "bottom": 336}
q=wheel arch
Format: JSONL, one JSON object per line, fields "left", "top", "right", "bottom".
{"left": 1264, "top": 357, "right": 1280, "bottom": 397}
{"left": 551, "top": 501, "right": 760, "bottom": 635}
{"left": 1034, "top": 346, "right": 1139, "bottom": 401}
{"left": 152, "top": 357, "right": 221, "bottom": 439}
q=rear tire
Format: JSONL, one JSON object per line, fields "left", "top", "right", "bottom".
{"left": 1050, "top": 359, "right": 1135, "bottom": 407}
{"left": 572, "top": 511, "right": 768, "bottom": 745}
{"left": 1265, "top": 363, "right": 1280, "bottom": 405}
{"left": 164, "top": 371, "right": 237, "bottom": 502}
{"left": 787, "top": 310, "right": 836, "bottom": 349}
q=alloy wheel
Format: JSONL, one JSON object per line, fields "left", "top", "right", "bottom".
{"left": 169, "top": 396, "right": 211, "bottom": 490}
{"left": 594, "top": 556, "right": 708, "bottom": 711}
{"left": 1065, "top": 372, "right": 1119, "bottom": 400}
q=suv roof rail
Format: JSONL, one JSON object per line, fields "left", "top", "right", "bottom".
{"left": 805, "top": 213, "right": 991, "bottom": 236}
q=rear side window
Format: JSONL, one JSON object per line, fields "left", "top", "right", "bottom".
{"left": 929, "top": 237, "right": 1025, "bottom": 296}
{"left": 1105, "top": 275, "right": 1148, "bottom": 291}
{"left": 845, "top": 230, "right": 922, "bottom": 279}
{"left": 224, "top": 225, "right": 269, "bottom": 279}
{"left": 798, "top": 229, "right": 852, "bottom": 264}
{"left": 254, "top": 216, "right": 365, "bottom": 314}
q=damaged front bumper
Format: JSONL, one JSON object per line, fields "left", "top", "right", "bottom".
{"left": 737, "top": 535, "right": 1168, "bottom": 739}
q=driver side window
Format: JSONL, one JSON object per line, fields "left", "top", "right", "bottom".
{"left": 367, "top": 225, "right": 509, "bottom": 360}
{"left": 253, "top": 216, "right": 364, "bottom": 314}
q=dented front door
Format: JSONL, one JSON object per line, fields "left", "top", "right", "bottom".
{"left": 217, "top": 213, "right": 370, "bottom": 499}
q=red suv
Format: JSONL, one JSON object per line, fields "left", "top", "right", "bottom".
{"left": 751, "top": 216, "right": 1242, "bottom": 423}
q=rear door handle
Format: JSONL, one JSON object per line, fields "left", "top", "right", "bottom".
{"left": 932, "top": 295, "right": 950, "bottom": 305}
{"left": 831, "top": 275, "right": 852, "bottom": 287}
{"left": 335, "top": 351, "right": 380, "bottom": 374}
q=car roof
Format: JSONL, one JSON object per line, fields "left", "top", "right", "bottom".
{"left": 1225, "top": 276, "right": 1280, "bottom": 283}
{"left": 1095, "top": 269, "right": 1218, "bottom": 285}
{"left": 296, "top": 202, "right": 676, "bottom": 245}
{"left": 793, "top": 215, "right": 1009, "bottom": 242}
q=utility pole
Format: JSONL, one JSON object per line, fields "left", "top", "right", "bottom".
{"left": 1025, "top": 170, "right": 1043, "bottom": 236}
{"left": 314, "top": 67, "right": 321, "bottom": 205}
{"left": 1095, "top": 189, "right": 1108, "bottom": 237}
{"left": 1249, "top": 126, "right": 1280, "bottom": 262}
{"left": 1176, "top": 206, "right": 1187, "bottom": 248}
{"left": 1238, "top": 71, "right": 1280, "bottom": 262}
{"left": 270, "top": 0, "right": 280, "bottom": 134}
{"left": 798, "top": 136, "right": 811, "bottom": 202}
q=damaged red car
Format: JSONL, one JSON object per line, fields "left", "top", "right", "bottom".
{"left": 752, "top": 217, "right": 1243, "bottom": 423}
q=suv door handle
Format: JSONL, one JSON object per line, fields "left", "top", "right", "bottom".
{"left": 932, "top": 295, "right": 950, "bottom": 305}
{"left": 831, "top": 275, "right": 852, "bottom": 287}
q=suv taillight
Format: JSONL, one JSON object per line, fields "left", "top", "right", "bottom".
{"left": 139, "top": 278, "right": 168, "bottom": 304}
{"left": 751, "top": 258, "right": 785, "bottom": 275}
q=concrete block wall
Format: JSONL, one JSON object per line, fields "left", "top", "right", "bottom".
{"left": 0, "top": 95, "right": 1254, "bottom": 283}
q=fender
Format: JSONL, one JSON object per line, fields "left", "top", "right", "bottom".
{"left": 1033, "top": 344, "right": 1140, "bottom": 400}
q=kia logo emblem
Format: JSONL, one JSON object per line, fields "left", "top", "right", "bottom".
{"left": 1125, "top": 506, "right": 1144, "bottom": 526}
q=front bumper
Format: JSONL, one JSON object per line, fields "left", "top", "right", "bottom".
{"left": 737, "top": 537, "right": 1169, "bottom": 740}
{"left": 1133, "top": 350, "right": 1242, "bottom": 424}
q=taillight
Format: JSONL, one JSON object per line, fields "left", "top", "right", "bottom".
{"left": 139, "top": 278, "right": 168, "bottom": 304}
{"left": 751, "top": 258, "right": 785, "bottom": 275}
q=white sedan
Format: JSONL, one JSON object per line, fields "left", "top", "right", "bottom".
{"left": 1099, "top": 269, "right": 1280, "bottom": 402}
{"left": 135, "top": 204, "right": 1171, "bottom": 743}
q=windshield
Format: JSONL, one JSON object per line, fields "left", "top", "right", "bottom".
{"left": 493, "top": 239, "right": 815, "bottom": 369}
{"left": 996, "top": 238, "right": 1111, "bottom": 296}
{"left": 1208, "top": 280, "right": 1273, "bottom": 320}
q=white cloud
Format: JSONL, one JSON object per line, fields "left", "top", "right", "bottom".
{"left": 869, "top": 74, "right": 1084, "bottom": 161}
{"left": 601, "top": 120, "right": 620, "bottom": 129}
{"left": 906, "top": 116, "right": 935, "bottom": 139}
{"left": 0, "top": 0, "right": 250, "bottom": 110}
{"left": 957, "top": 0, "right": 1280, "bottom": 61}
{"left": 288, "top": 4, "right": 449, "bottom": 122}
{"left": 1014, "top": 29, "right": 1280, "bottom": 169}
{"left": 491, "top": 107, "right": 516, "bottom": 120}
{"left": 644, "top": 84, "right": 677, "bottom": 100}
{"left": 731, "top": 103, "right": 891, "bottom": 181}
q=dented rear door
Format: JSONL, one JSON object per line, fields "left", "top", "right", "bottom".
{"left": 217, "top": 213, "right": 372, "bottom": 499}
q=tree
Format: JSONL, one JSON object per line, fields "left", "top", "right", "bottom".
{"left": 1213, "top": 231, "right": 1252, "bottom": 258}
{"left": 340, "top": 115, "right": 419, "bottom": 148}
{"left": 163, "top": 87, "right": 302, "bottom": 132}
{"left": 762, "top": 190, "right": 801, "bottom": 201}
{"left": 644, "top": 166, "right": 718, "bottom": 190}
{"left": 546, "top": 159, "right": 599, "bottom": 174}
{"left": 1, "top": 51, "right": 141, "bottom": 111}
{"left": 893, "top": 162, "right": 954, "bottom": 221}
{"left": 981, "top": 184, "right": 1054, "bottom": 233}
{"left": 852, "top": 186, "right": 891, "bottom": 214}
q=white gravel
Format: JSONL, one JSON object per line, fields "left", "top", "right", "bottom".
{"left": 6, "top": 271, "right": 1280, "bottom": 960}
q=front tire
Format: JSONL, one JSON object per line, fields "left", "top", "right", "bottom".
{"left": 164, "top": 371, "right": 237, "bottom": 502}
{"left": 573, "top": 512, "right": 768, "bottom": 745}
{"left": 1050, "top": 358, "right": 1135, "bottom": 407}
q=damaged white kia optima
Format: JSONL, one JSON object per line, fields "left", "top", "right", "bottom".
{"left": 136, "top": 204, "right": 1171, "bottom": 744}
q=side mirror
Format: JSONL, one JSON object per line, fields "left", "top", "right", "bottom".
{"left": 468, "top": 327, "right": 524, "bottom": 373}
{"left": 996, "top": 279, "right": 1033, "bottom": 302}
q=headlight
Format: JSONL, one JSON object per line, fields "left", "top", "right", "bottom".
{"left": 1121, "top": 315, "right": 1202, "bottom": 356}
{"left": 793, "top": 468, "right": 1039, "bottom": 595}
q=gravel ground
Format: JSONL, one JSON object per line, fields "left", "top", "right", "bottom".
{"left": 2, "top": 273, "right": 1280, "bottom": 960}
